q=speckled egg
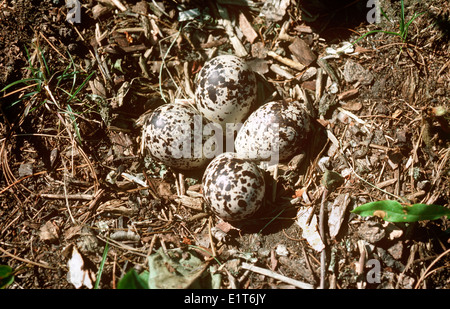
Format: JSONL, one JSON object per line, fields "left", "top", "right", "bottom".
{"left": 202, "top": 152, "right": 265, "bottom": 221}
{"left": 142, "top": 103, "right": 212, "bottom": 170}
{"left": 235, "top": 100, "right": 310, "bottom": 163}
{"left": 195, "top": 55, "right": 257, "bottom": 130}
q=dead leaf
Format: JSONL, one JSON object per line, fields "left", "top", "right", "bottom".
{"left": 66, "top": 246, "right": 96, "bottom": 289}
{"left": 158, "top": 182, "right": 173, "bottom": 197}
{"left": 39, "top": 221, "right": 60, "bottom": 243}
{"left": 64, "top": 225, "right": 83, "bottom": 240}
{"left": 293, "top": 188, "right": 305, "bottom": 198}
{"left": 216, "top": 221, "right": 234, "bottom": 233}
{"left": 338, "top": 89, "right": 359, "bottom": 101}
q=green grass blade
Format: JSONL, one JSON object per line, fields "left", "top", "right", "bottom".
{"left": 0, "top": 78, "right": 42, "bottom": 92}
{"left": 380, "top": 7, "right": 390, "bottom": 22}
{"left": 56, "top": 53, "right": 76, "bottom": 88}
{"left": 39, "top": 46, "right": 51, "bottom": 80}
{"left": 94, "top": 242, "right": 109, "bottom": 289}
{"left": 66, "top": 104, "right": 82, "bottom": 143}
{"left": 67, "top": 71, "right": 95, "bottom": 103}
{"left": 352, "top": 29, "right": 402, "bottom": 46}
{"left": 402, "top": 12, "right": 425, "bottom": 40}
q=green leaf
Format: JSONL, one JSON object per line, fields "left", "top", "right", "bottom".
{"left": 351, "top": 200, "right": 450, "bottom": 222}
{"left": 0, "top": 265, "right": 15, "bottom": 289}
{"left": 117, "top": 269, "right": 149, "bottom": 289}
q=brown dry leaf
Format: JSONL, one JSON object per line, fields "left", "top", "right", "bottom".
{"left": 39, "top": 220, "right": 60, "bottom": 243}
{"left": 341, "top": 101, "right": 362, "bottom": 111}
{"left": 64, "top": 225, "right": 83, "bottom": 240}
{"left": 293, "top": 187, "right": 305, "bottom": 198}
{"left": 216, "top": 221, "right": 234, "bottom": 233}
{"left": 158, "top": 182, "right": 173, "bottom": 197}
{"left": 338, "top": 88, "right": 359, "bottom": 101}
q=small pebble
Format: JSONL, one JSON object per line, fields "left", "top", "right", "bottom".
{"left": 358, "top": 221, "right": 385, "bottom": 244}
{"left": 19, "top": 163, "right": 33, "bottom": 177}
{"left": 275, "top": 244, "right": 289, "bottom": 257}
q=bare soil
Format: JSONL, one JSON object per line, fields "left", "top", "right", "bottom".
{"left": 0, "top": 0, "right": 449, "bottom": 290}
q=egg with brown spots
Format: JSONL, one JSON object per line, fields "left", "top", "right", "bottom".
{"left": 195, "top": 55, "right": 257, "bottom": 131}
{"left": 202, "top": 152, "right": 265, "bottom": 221}
{"left": 235, "top": 100, "right": 310, "bottom": 163}
{"left": 142, "top": 103, "right": 213, "bottom": 170}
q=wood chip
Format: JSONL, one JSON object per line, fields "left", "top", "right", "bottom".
{"left": 328, "top": 193, "right": 351, "bottom": 238}
{"left": 270, "top": 63, "right": 295, "bottom": 79}
{"left": 294, "top": 25, "right": 313, "bottom": 33}
{"left": 288, "top": 37, "right": 317, "bottom": 66}
{"left": 175, "top": 195, "right": 203, "bottom": 210}
{"left": 238, "top": 12, "right": 258, "bottom": 43}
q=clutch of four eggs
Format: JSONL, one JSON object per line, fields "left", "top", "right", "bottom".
{"left": 142, "top": 54, "right": 311, "bottom": 171}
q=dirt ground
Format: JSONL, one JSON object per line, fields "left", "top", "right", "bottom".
{"left": 0, "top": 0, "right": 449, "bottom": 290}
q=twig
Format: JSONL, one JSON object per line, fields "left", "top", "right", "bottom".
{"left": 337, "top": 107, "right": 372, "bottom": 132}
{"left": 183, "top": 62, "right": 195, "bottom": 99}
{"left": 208, "top": 216, "right": 217, "bottom": 257}
{"left": 272, "top": 165, "right": 278, "bottom": 202}
{"left": 315, "top": 67, "right": 323, "bottom": 103}
{"left": 356, "top": 240, "right": 367, "bottom": 289}
{"left": 300, "top": 244, "right": 318, "bottom": 285}
{"left": 40, "top": 193, "right": 94, "bottom": 200}
{"left": 267, "top": 51, "right": 305, "bottom": 71}
{"left": 110, "top": 0, "right": 127, "bottom": 12}
{"left": 39, "top": 32, "right": 68, "bottom": 61}
{"left": 87, "top": 188, "right": 106, "bottom": 210}
{"left": 96, "top": 235, "right": 148, "bottom": 258}
{"left": 0, "top": 246, "right": 56, "bottom": 270}
{"left": 159, "top": 28, "right": 181, "bottom": 103}
{"left": 319, "top": 187, "right": 328, "bottom": 289}
{"left": 241, "top": 262, "right": 314, "bottom": 289}
{"left": 0, "top": 170, "right": 47, "bottom": 195}
{"left": 395, "top": 243, "right": 417, "bottom": 289}
{"left": 414, "top": 247, "right": 450, "bottom": 289}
